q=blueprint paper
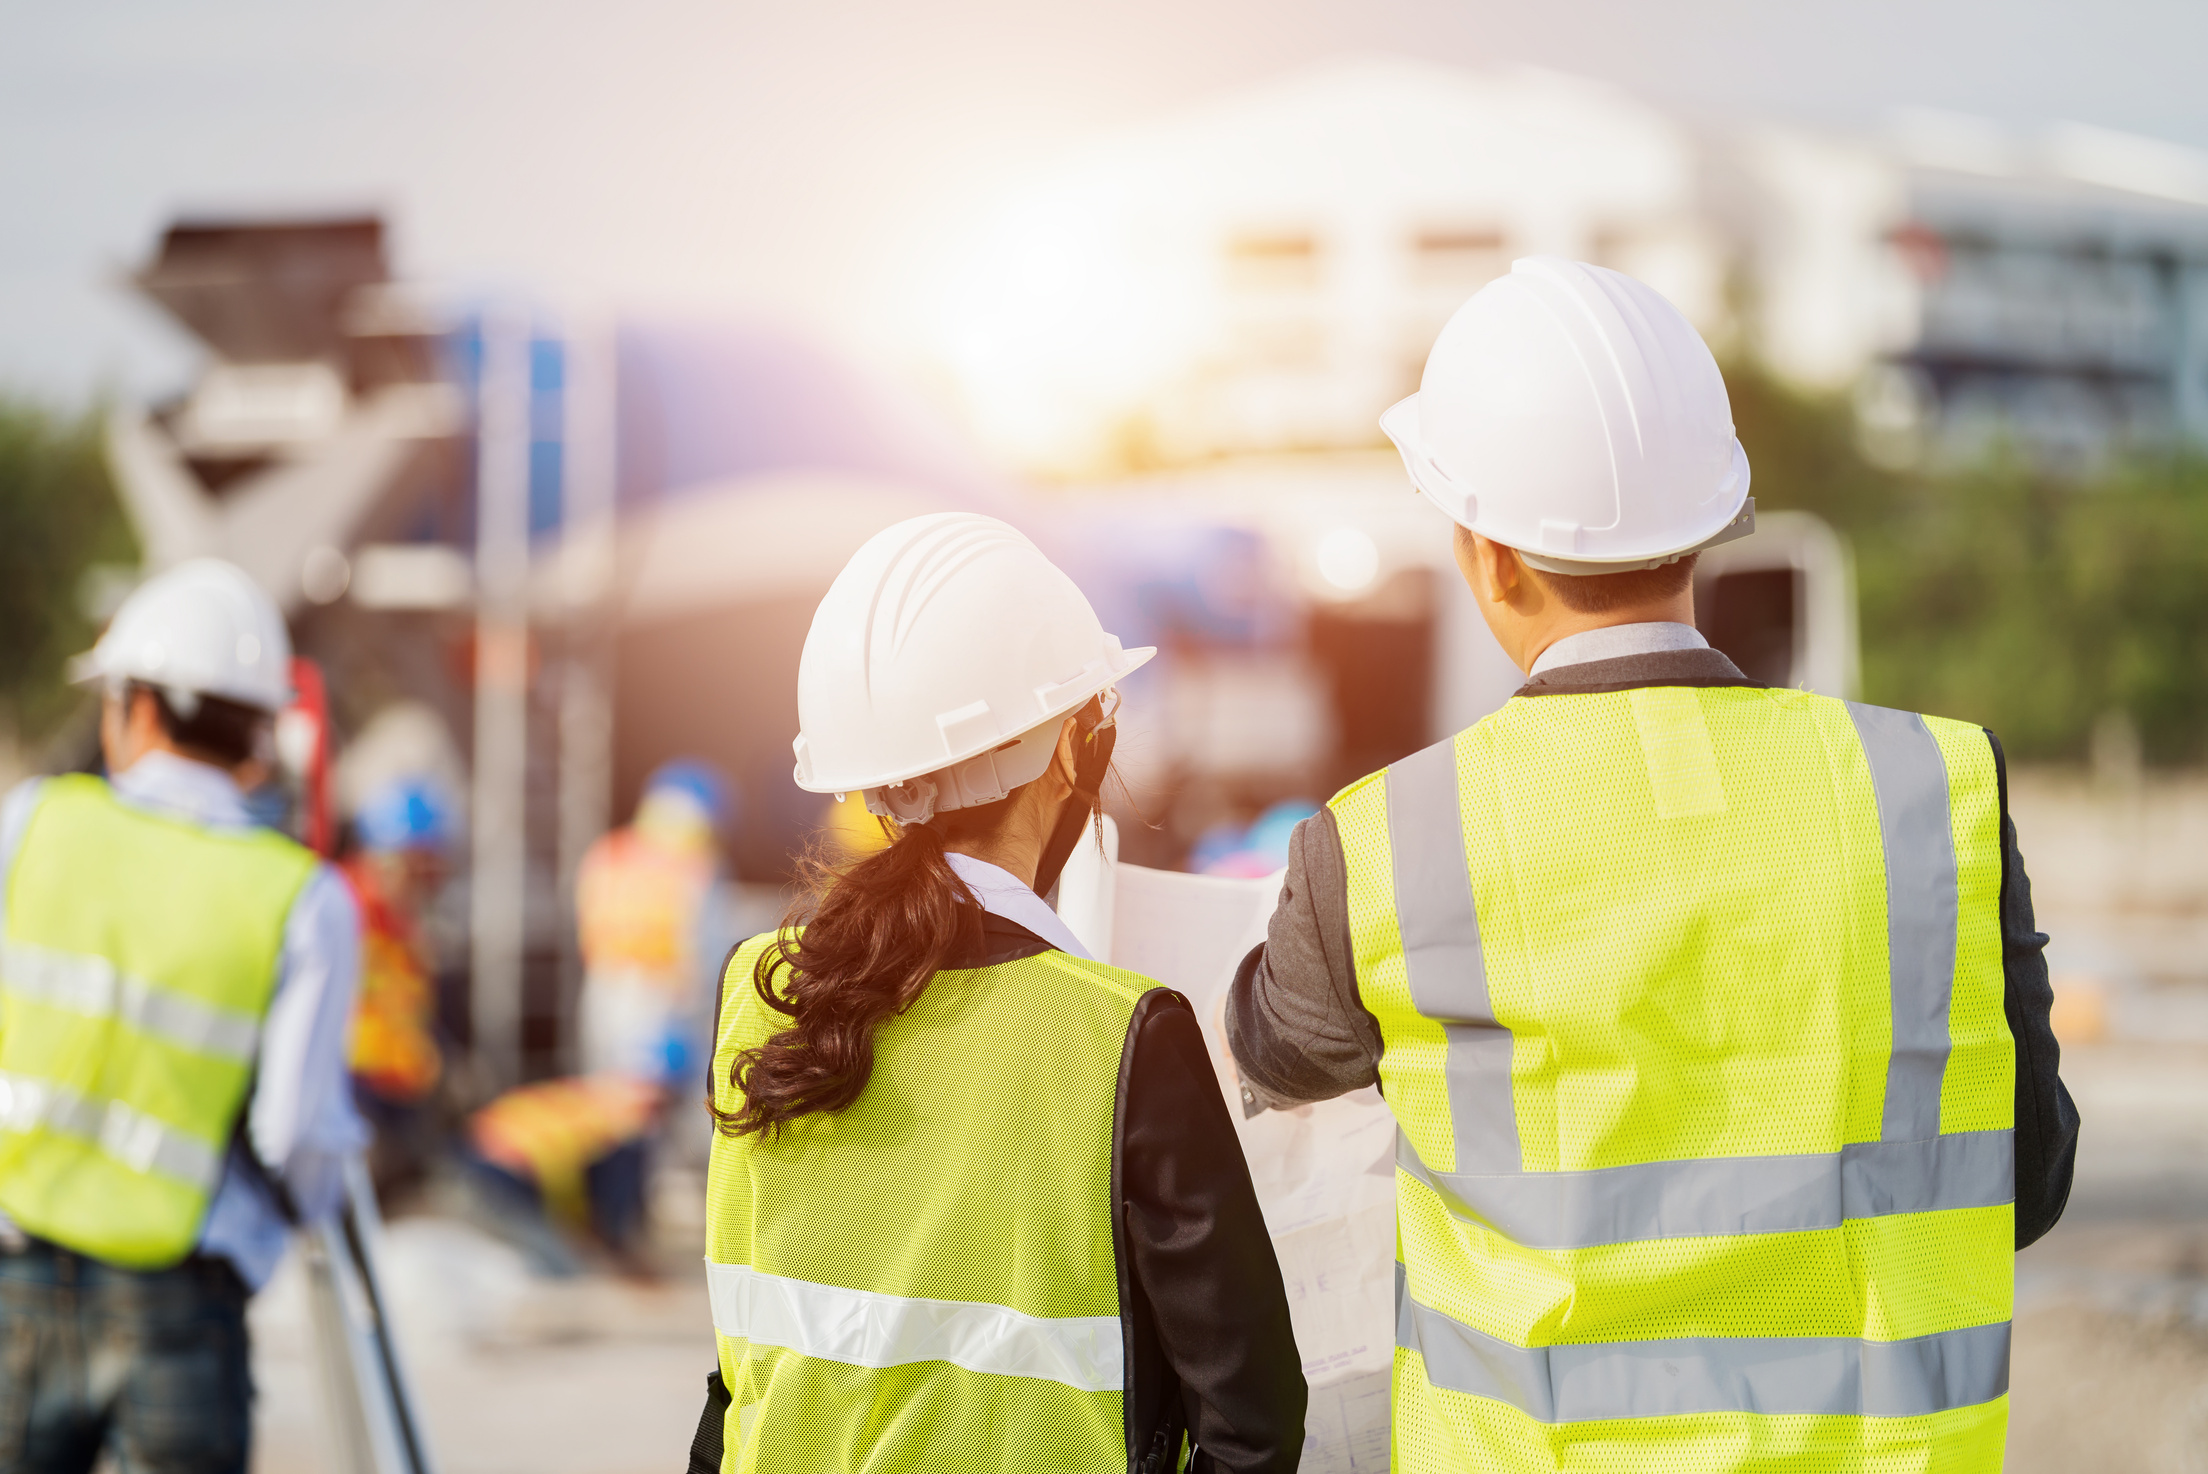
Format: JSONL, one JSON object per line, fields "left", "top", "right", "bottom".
{"left": 1081, "top": 858, "right": 1396, "bottom": 1470}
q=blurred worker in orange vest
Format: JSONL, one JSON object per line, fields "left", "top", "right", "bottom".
{"left": 341, "top": 777, "right": 453, "bottom": 1192}
{"left": 574, "top": 760, "right": 727, "bottom": 1083}
{"left": 454, "top": 762, "right": 728, "bottom": 1275}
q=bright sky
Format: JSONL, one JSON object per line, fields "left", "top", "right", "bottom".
{"left": 5, "top": 0, "right": 2203, "bottom": 401}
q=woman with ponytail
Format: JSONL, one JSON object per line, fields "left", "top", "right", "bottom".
{"left": 690, "top": 515, "right": 1305, "bottom": 1474}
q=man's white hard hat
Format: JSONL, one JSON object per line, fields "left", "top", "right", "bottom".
{"left": 75, "top": 558, "right": 294, "bottom": 714}
{"left": 1381, "top": 256, "right": 1754, "bottom": 575}
{"left": 793, "top": 513, "right": 1154, "bottom": 823}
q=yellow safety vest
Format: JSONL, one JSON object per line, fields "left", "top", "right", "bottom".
{"left": 577, "top": 827, "right": 713, "bottom": 976}
{"left": 705, "top": 932, "right": 1151, "bottom": 1473}
{"left": 1331, "top": 688, "right": 2013, "bottom": 1472}
{"left": 0, "top": 775, "right": 317, "bottom": 1268}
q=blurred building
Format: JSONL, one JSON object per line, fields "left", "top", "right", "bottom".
{"left": 936, "top": 58, "right": 2208, "bottom": 476}
{"left": 1745, "top": 115, "right": 2208, "bottom": 468}
{"left": 936, "top": 59, "right": 1722, "bottom": 473}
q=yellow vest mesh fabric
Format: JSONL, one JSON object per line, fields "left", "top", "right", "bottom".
{"left": 0, "top": 775, "right": 315, "bottom": 1268}
{"left": 1926, "top": 721, "right": 2009, "bottom": 1140}
{"left": 1334, "top": 688, "right": 2014, "bottom": 1473}
{"left": 705, "top": 932, "right": 1151, "bottom": 1474}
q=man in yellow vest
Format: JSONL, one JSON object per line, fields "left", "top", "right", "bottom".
{"left": 0, "top": 559, "right": 363, "bottom": 1474}
{"left": 1227, "top": 258, "right": 2079, "bottom": 1472}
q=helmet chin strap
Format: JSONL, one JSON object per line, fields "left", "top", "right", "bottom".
{"left": 1032, "top": 700, "right": 1117, "bottom": 902}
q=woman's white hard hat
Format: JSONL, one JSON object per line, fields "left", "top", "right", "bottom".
{"left": 73, "top": 557, "right": 294, "bottom": 714}
{"left": 1381, "top": 255, "right": 1754, "bottom": 575}
{"left": 793, "top": 513, "right": 1154, "bottom": 822}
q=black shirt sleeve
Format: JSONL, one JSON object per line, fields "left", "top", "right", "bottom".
{"left": 1991, "top": 733, "right": 2081, "bottom": 1249}
{"left": 1119, "top": 992, "right": 1306, "bottom": 1473}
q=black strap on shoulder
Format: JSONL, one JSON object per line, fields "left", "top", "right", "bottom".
{"left": 945, "top": 912, "right": 1057, "bottom": 970}
{"left": 687, "top": 1369, "right": 731, "bottom": 1474}
{"left": 1033, "top": 697, "right": 1117, "bottom": 902}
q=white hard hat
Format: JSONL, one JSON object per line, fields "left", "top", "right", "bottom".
{"left": 1381, "top": 256, "right": 1753, "bottom": 575}
{"left": 75, "top": 558, "right": 293, "bottom": 714}
{"left": 793, "top": 513, "right": 1154, "bottom": 822}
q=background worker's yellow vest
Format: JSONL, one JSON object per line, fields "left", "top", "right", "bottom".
{"left": 0, "top": 775, "right": 315, "bottom": 1269}
{"left": 706, "top": 934, "right": 1150, "bottom": 1474}
{"left": 1332, "top": 688, "right": 2014, "bottom": 1473}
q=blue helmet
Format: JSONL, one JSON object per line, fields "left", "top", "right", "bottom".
{"left": 644, "top": 758, "right": 730, "bottom": 826}
{"left": 357, "top": 778, "right": 453, "bottom": 854}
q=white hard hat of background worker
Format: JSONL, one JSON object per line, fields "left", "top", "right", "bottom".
{"left": 73, "top": 557, "right": 294, "bottom": 773}
{"left": 792, "top": 512, "right": 1154, "bottom": 894}
{"left": 73, "top": 557, "right": 294, "bottom": 714}
{"left": 1380, "top": 255, "right": 1753, "bottom": 573}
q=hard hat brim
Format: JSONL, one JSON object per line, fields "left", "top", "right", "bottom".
{"left": 67, "top": 646, "right": 295, "bottom": 712}
{"left": 1383, "top": 393, "right": 1755, "bottom": 573}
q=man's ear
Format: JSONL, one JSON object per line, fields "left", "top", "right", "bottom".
{"left": 1488, "top": 537, "right": 1523, "bottom": 599}
{"left": 1456, "top": 526, "right": 1520, "bottom": 606}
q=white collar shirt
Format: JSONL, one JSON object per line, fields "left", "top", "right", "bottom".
{"left": 942, "top": 851, "right": 1093, "bottom": 961}
{"left": 1528, "top": 620, "right": 1709, "bottom": 678}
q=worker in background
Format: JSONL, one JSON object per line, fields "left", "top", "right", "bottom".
{"left": 1227, "top": 258, "right": 2078, "bottom": 1472}
{"left": 463, "top": 1071, "right": 664, "bottom": 1276}
{"left": 576, "top": 759, "right": 726, "bottom": 1083}
{"left": 343, "top": 776, "right": 452, "bottom": 1195}
{"left": 457, "top": 766, "right": 725, "bottom": 1278}
{"left": 0, "top": 559, "right": 363, "bottom": 1474}
{"left": 692, "top": 514, "right": 1305, "bottom": 1473}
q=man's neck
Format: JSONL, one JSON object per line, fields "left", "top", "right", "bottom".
{"left": 1517, "top": 598, "right": 1697, "bottom": 674}
{"left": 113, "top": 743, "right": 243, "bottom": 783}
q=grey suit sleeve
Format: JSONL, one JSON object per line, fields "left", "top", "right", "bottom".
{"left": 1224, "top": 810, "right": 1384, "bottom": 1115}
{"left": 1991, "top": 734, "right": 2080, "bottom": 1249}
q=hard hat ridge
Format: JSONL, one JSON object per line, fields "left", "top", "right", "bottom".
{"left": 1382, "top": 255, "right": 1754, "bottom": 575}
{"left": 863, "top": 516, "right": 1032, "bottom": 679}
{"left": 793, "top": 513, "right": 1154, "bottom": 815}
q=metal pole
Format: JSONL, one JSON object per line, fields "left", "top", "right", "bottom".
{"left": 471, "top": 307, "right": 531, "bottom": 1090}
{"left": 555, "top": 313, "right": 619, "bottom": 1072}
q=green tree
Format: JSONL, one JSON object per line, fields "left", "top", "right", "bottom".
{"left": 1723, "top": 364, "right": 2208, "bottom": 765}
{"left": 0, "top": 399, "right": 137, "bottom": 743}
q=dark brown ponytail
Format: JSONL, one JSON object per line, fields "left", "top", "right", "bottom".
{"left": 710, "top": 801, "right": 1011, "bottom": 1139}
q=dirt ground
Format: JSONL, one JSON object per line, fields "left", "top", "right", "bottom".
{"left": 2012, "top": 1290, "right": 2208, "bottom": 1474}
{"left": 2003, "top": 1039, "right": 2208, "bottom": 1474}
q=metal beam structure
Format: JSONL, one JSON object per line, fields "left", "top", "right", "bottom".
{"left": 470, "top": 307, "right": 532, "bottom": 1089}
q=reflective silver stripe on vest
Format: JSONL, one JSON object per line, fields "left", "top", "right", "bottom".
{"left": 1397, "top": 1264, "right": 2008, "bottom": 1421}
{"left": 0, "top": 1070, "right": 225, "bottom": 1190}
{"left": 0, "top": 942, "right": 261, "bottom": 1064}
{"left": 1385, "top": 736, "right": 1520, "bottom": 1173}
{"left": 1401, "top": 1126, "right": 2014, "bottom": 1251}
{"left": 706, "top": 1261, "right": 1124, "bottom": 1393}
{"left": 1846, "top": 703, "right": 1959, "bottom": 1143}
